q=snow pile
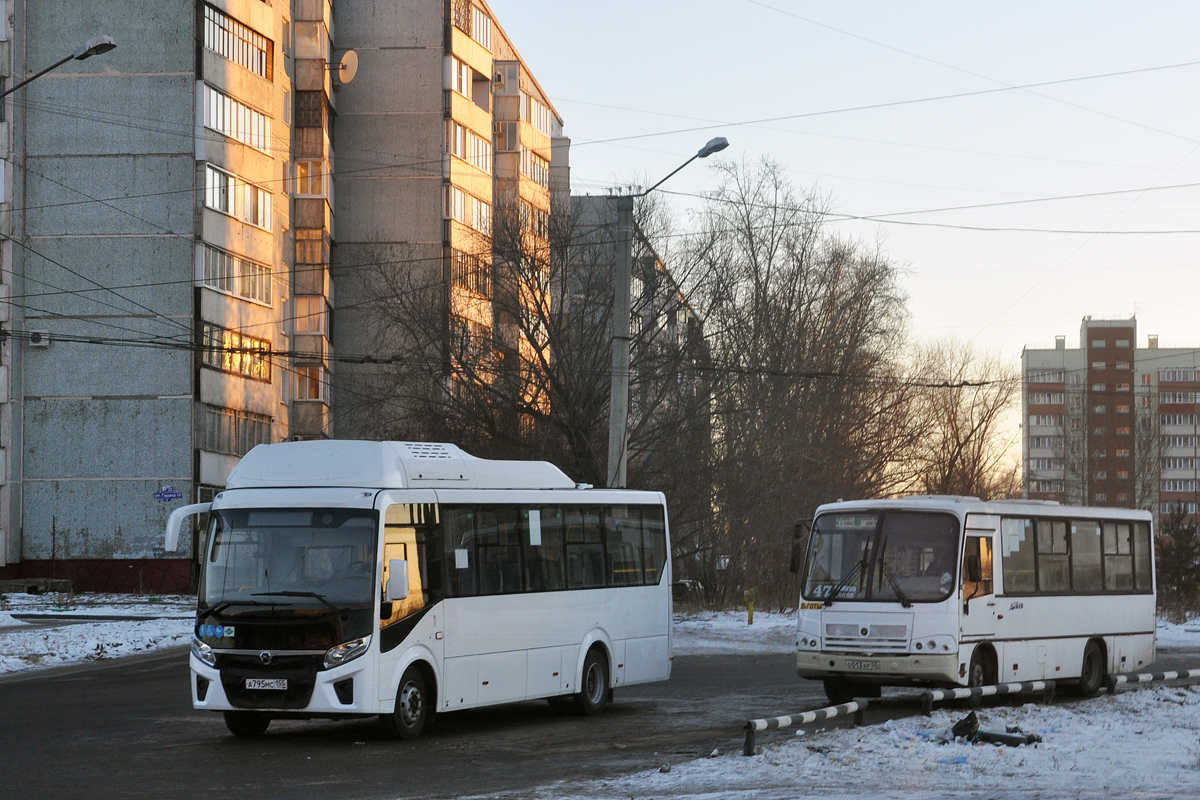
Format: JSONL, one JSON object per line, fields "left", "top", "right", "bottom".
{"left": 0, "top": 612, "right": 26, "bottom": 628}
{"left": 0, "top": 617, "right": 192, "bottom": 674}
{"left": 672, "top": 611, "right": 795, "bottom": 655}
{"left": 544, "top": 686, "right": 1200, "bottom": 799}
{"left": 0, "top": 592, "right": 195, "bottom": 619}
{"left": 1155, "top": 617, "right": 1200, "bottom": 648}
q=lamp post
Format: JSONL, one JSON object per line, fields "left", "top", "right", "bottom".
{"left": 607, "top": 136, "right": 729, "bottom": 488}
{"left": 1, "top": 35, "right": 116, "bottom": 100}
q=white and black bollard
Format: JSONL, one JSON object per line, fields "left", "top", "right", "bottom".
{"left": 919, "top": 680, "right": 1056, "bottom": 716}
{"left": 743, "top": 700, "right": 868, "bottom": 756}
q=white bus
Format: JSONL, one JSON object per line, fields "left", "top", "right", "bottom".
{"left": 165, "top": 440, "right": 672, "bottom": 738}
{"left": 795, "top": 496, "right": 1155, "bottom": 705}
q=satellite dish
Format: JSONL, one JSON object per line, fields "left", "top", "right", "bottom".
{"left": 337, "top": 50, "right": 358, "bottom": 85}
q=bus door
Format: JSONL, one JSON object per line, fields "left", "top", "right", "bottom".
{"left": 379, "top": 497, "right": 442, "bottom": 707}
{"left": 960, "top": 515, "right": 997, "bottom": 640}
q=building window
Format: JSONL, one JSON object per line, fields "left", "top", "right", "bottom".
{"left": 1029, "top": 480, "right": 1064, "bottom": 493}
{"left": 202, "top": 84, "right": 272, "bottom": 152}
{"left": 1163, "top": 435, "right": 1200, "bottom": 448}
{"left": 470, "top": 6, "right": 492, "bottom": 50}
{"left": 1162, "top": 414, "right": 1199, "bottom": 426}
{"left": 1163, "top": 480, "right": 1198, "bottom": 492}
{"left": 447, "top": 122, "right": 493, "bottom": 174}
{"left": 1115, "top": 426, "right": 1130, "bottom": 435}
{"left": 1030, "top": 436, "right": 1062, "bottom": 449}
{"left": 1096, "top": 449, "right": 1107, "bottom": 458}
{"left": 1093, "top": 405, "right": 1106, "bottom": 414}
{"left": 203, "top": 4, "right": 273, "bottom": 80}
{"left": 1161, "top": 392, "right": 1198, "bottom": 404}
{"left": 1163, "top": 458, "right": 1197, "bottom": 470}
{"left": 1116, "top": 383, "right": 1131, "bottom": 392}
{"left": 520, "top": 147, "right": 550, "bottom": 188}
{"left": 1092, "top": 428, "right": 1106, "bottom": 437}
{"left": 205, "top": 164, "right": 236, "bottom": 215}
{"left": 202, "top": 245, "right": 271, "bottom": 306}
{"left": 295, "top": 159, "right": 326, "bottom": 197}
{"left": 445, "top": 185, "right": 491, "bottom": 235}
{"left": 1116, "top": 361, "right": 1131, "bottom": 370}
{"left": 1030, "top": 458, "right": 1060, "bottom": 471}
{"left": 1094, "top": 493, "right": 1107, "bottom": 502}
{"left": 451, "top": 56, "right": 472, "bottom": 97}
{"left": 1029, "top": 392, "right": 1064, "bottom": 405}
{"left": 205, "top": 164, "right": 272, "bottom": 229}
{"left": 294, "top": 296, "right": 327, "bottom": 335}
{"left": 1092, "top": 383, "right": 1106, "bottom": 392}
{"left": 1116, "top": 404, "right": 1130, "bottom": 414}
{"left": 201, "top": 322, "right": 271, "bottom": 381}
{"left": 1095, "top": 471, "right": 1107, "bottom": 481}
{"left": 1092, "top": 339, "right": 1106, "bottom": 348}
{"left": 1028, "top": 369, "right": 1064, "bottom": 384}
{"left": 1115, "top": 449, "right": 1130, "bottom": 458}
{"left": 1029, "top": 414, "right": 1062, "bottom": 427}
{"left": 1161, "top": 369, "right": 1197, "bottom": 382}
{"left": 1142, "top": 374, "right": 1152, "bottom": 385}
{"left": 294, "top": 365, "right": 327, "bottom": 401}
{"left": 1115, "top": 339, "right": 1130, "bottom": 348}
{"left": 1091, "top": 362, "right": 1106, "bottom": 370}
{"left": 451, "top": 249, "right": 491, "bottom": 297}
{"left": 1164, "top": 502, "right": 1199, "bottom": 514}
{"left": 200, "top": 404, "right": 272, "bottom": 456}
{"left": 295, "top": 228, "right": 328, "bottom": 265}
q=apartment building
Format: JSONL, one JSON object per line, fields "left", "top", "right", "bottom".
{"left": 0, "top": 0, "right": 313, "bottom": 591}
{"left": 1023, "top": 317, "right": 1200, "bottom": 520}
{"left": 330, "top": 0, "right": 569, "bottom": 438}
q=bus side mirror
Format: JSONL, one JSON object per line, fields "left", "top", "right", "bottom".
{"left": 386, "top": 559, "right": 409, "bottom": 601}
{"left": 789, "top": 521, "right": 810, "bottom": 574}
{"left": 966, "top": 555, "right": 982, "bottom": 584}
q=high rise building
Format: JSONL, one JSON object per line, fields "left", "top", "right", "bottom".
{"left": 0, "top": 0, "right": 565, "bottom": 592}
{"left": 1023, "top": 317, "right": 1200, "bottom": 520}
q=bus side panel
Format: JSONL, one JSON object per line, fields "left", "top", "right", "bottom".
{"left": 604, "top": 581, "right": 671, "bottom": 686}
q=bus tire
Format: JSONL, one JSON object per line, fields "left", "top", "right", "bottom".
{"left": 1077, "top": 641, "right": 1106, "bottom": 698}
{"left": 574, "top": 649, "right": 610, "bottom": 716}
{"left": 967, "top": 647, "right": 995, "bottom": 708}
{"left": 381, "top": 666, "right": 429, "bottom": 739}
{"left": 223, "top": 711, "right": 270, "bottom": 737}
{"left": 823, "top": 678, "right": 857, "bottom": 706}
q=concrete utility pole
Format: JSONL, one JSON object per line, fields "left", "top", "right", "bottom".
{"left": 606, "top": 136, "right": 729, "bottom": 489}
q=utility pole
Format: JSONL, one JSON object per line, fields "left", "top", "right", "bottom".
{"left": 605, "top": 137, "right": 729, "bottom": 488}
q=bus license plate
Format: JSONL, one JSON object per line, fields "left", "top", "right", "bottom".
{"left": 245, "top": 678, "right": 287, "bottom": 690}
{"left": 845, "top": 660, "right": 880, "bottom": 671}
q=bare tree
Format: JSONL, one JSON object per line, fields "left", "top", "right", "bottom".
{"left": 903, "top": 338, "right": 1022, "bottom": 500}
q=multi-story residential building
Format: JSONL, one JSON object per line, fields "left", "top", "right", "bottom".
{"left": 1023, "top": 317, "right": 1200, "bottom": 520}
{"left": 0, "top": 0, "right": 564, "bottom": 592}
{"left": 0, "top": 0, "right": 317, "bottom": 591}
{"left": 331, "top": 0, "right": 569, "bottom": 439}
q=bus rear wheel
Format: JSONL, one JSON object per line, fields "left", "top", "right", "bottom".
{"left": 380, "top": 667, "right": 429, "bottom": 739}
{"left": 574, "top": 649, "right": 610, "bottom": 716}
{"left": 1077, "top": 641, "right": 1106, "bottom": 698}
{"left": 223, "top": 711, "right": 270, "bottom": 737}
{"left": 967, "top": 647, "right": 995, "bottom": 708}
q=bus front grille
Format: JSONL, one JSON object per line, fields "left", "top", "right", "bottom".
{"left": 218, "top": 653, "right": 320, "bottom": 710}
{"left": 824, "top": 622, "right": 910, "bottom": 654}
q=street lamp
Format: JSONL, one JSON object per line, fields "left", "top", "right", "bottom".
{"left": 607, "top": 137, "right": 729, "bottom": 489}
{"left": 1, "top": 35, "right": 116, "bottom": 100}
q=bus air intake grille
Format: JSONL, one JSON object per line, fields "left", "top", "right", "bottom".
{"left": 218, "top": 653, "right": 320, "bottom": 710}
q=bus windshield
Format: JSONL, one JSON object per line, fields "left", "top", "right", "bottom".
{"left": 201, "top": 508, "right": 379, "bottom": 611}
{"left": 803, "top": 511, "right": 960, "bottom": 603}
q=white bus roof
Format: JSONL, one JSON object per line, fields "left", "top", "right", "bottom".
{"left": 814, "top": 495, "right": 1153, "bottom": 522}
{"left": 225, "top": 441, "right": 578, "bottom": 491}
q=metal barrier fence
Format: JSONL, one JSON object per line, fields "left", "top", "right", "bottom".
{"left": 919, "top": 681, "right": 1056, "bottom": 715}
{"left": 1107, "top": 668, "right": 1200, "bottom": 692}
{"left": 743, "top": 700, "right": 868, "bottom": 756}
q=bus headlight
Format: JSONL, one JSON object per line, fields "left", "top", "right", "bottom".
{"left": 324, "top": 635, "right": 372, "bottom": 669}
{"left": 192, "top": 637, "right": 217, "bottom": 667}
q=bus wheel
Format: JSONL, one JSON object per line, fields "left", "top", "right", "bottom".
{"left": 575, "top": 649, "right": 610, "bottom": 716}
{"left": 382, "top": 667, "right": 429, "bottom": 739}
{"left": 223, "top": 711, "right": 270, "bottom": 737}
{"left": 967, "top": 648, "right": 994, "bottom": 708}
{"left": 823, "top": 679, "right": 857, "bottom": 706}
{"left": 1078, "top": 642, "right": 1106, "bottom": 698}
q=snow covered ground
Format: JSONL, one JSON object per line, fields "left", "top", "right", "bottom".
{"left": 671, "top": 610, "right": 796, "bottom": 655}
{"left": 0, "top": 592, "right": 194, "bottom": 675}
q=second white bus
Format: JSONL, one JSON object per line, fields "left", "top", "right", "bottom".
{"left": 795, "top": 496, "right": 1155, "bottom": 704}
{"left": 167, "top": 440, "right": 672, "bottom": 737}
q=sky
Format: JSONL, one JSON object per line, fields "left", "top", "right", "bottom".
{"left": 489, "top": 0, "right": 1200, "bottom": 366}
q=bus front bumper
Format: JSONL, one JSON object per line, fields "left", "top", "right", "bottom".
{"left": 796, "top": 650, "right": 960, "bottom": 686}
{"left": 190, "top": 653, "right": 373, "bottom": 716}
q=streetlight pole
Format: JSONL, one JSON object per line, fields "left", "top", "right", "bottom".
{"left": 606, "top": 136, "right": 729, "bottom": 489}
{"left": 1, "top": 35, "right": 116, "bottom": 100}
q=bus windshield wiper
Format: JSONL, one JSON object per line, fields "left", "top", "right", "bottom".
{"left": 196, "top": 599, "right": 272, "bottom": 619}
{"left": 252, "top": 590, "right": 344, "bottom": 616}
{"left": 880, "top": 562, "right": 913, "bottom": 608}
{"left": 823, "top": 557, "right": 867, "bottom": 607}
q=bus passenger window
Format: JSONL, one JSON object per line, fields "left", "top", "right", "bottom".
{"left": 605, "top": 506, "right": 644, "bottom": 586}
{"left": 1103, "top": 522, "right": 1134, "bottom": 591}
{"left": 1037, "top": 520, "right": 1070, "bottom": 593}
{"left": 642, "top": 507, "right": 667, "bottom": 585}
{"left": 442, "top": 507, "right": 478, "bottom": 597}
{"left": 525, "top": 507, "right": 565, "bottom": 592}
{"left": 1000, "top": 518, "right": 1035, "bottom": 594}
{"left": 565, "top": 508, "right": 604, "bottom": 589}
{"left": 1133, "top": 522, "right": 1152, "bottom": 591}
{"left": 1070, "top": 521, "right": 1102, "bottom": 592}
{"left": 476, "top": 507, "right": 523, "bottom": 595}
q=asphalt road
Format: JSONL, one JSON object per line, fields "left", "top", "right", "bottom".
{"left": 2, "top": 646, "right": 1199, "bottom": 800}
